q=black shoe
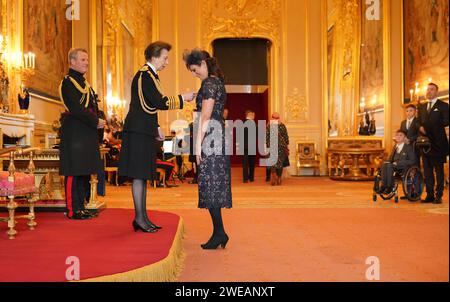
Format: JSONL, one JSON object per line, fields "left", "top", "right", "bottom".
{"left": 165, "top": 184, "right": 179, "bottom": 188}
{"left": 400, "top": 196, "right": 408, "bottom": 200}
{"left": 132, "top": 220, "right": 157, "bottom": 233}
{"left": 421, "top": 195, "right": 435, "bottom": 203}
{"left": 433, "top": 197, "right": 443, "bottom": 204}
{"left": 81, "top": 210, "right": 98, "bottom": 218}
{"left": 68, "top": 211, "right": 92, "bottom": 220}
{"left": 148, "top": 220, "right": 162, "bottom": 230}
{"left": 201, "top": 234, "right": 229, "bottom": 249}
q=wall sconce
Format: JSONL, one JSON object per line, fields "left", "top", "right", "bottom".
{"left": 360, "top": 97, "right": 366, "bottom": 111}
{"left": 0, "top": 34, "right": 36, "bottom": 76}
{"left": 409, "top": 78, "right": 432, "bottom": 104}
{"left": 0, "top": 34, "right": 36, "bottom": 87}
{"left": 107, "top": 95, "right": 126, "bottom": 122}
{"left": 371, "top": 94, "right": 377, "bottom": 106}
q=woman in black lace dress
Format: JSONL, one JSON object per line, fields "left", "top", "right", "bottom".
{"left": 183, "top": 49, "right": 232, "bottom": 249}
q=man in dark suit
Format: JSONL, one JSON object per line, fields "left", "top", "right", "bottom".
{"left": 400, "top": 104, "right": 421, "bottom": 165}
{"left": 401, "top": 104, "right": 420, "bottom": 145}
{"left": 378, "top": 129, "right": 416, "bottom": 193}
{"left": 59, "top": 48, "right": 106, "bottom": 220}
{"left": 418, "top": 83, "right": 449, "bottom": 204}
{"left": 243, "top": 110, "right": 256, "bottom": 183}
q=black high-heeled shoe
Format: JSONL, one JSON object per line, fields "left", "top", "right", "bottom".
{"left": 148, "top": 220, "right": 162, "bottom": 230}
{"left": 201, "top": 234, "right": 229, "bottom": 249}
{"left": 132, "top": 220, "right": 157, "bottom": 233}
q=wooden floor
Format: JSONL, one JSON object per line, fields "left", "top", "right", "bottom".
{"left": 101, "top": 168, "right": 449, "bottom": 282}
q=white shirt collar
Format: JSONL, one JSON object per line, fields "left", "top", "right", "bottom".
{"left": 407, "top": 117, "right": 415, "bottom": 122}
{"left": 146, "top": 62, "right": 157, "bottom": 74}
{"left": 396, "top": 142, "right": 405, "bottom": 153}
{"left": 428, "top": 97, "right": 438, "bottom": 105}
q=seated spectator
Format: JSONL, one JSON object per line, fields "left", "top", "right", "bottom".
{"left": 378, "top": 129, "right": 416, "bottom": 193}
{"left": 155, "top": 139, "right": 177, "bottom": 188}
{"left": 400, "top": 104, "right": 420, "bottom": 165}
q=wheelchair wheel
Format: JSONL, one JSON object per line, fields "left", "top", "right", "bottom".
{"left": 379, "top": 182, "right": 398, "bottom": 201}
{"left": 402, "top": 166, "right": 424, "bottom": 202}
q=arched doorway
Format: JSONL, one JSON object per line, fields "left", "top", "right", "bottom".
{"left": 212, "top": 38, "right": 271, "bottom": 166}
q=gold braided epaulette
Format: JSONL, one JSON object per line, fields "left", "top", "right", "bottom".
{"left": 140, "top": 65, "right": 150, "bottom": 72}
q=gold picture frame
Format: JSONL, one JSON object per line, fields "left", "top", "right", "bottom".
{"left": 22, "top": 0, "right": 72, "bottom": 100}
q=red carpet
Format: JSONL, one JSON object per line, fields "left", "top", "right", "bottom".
{"left": 0, "top": 209, "right": 184, "bottom": 282}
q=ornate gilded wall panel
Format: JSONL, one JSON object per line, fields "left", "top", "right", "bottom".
{"left": 199, "top": 0, "right": 284, "bottom": 117}
{"left": 286, "top": 88, "right": 308, "bottom": 122}
{"left": 101, "top": 0, "right": 152, "bottom": 116}
{"left": 200, "top": 0, "right": 282, "bottom": 48}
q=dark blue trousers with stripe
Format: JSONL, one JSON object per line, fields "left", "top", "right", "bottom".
{"left": 64, "top": 175, "right": 90, "bottom": 217}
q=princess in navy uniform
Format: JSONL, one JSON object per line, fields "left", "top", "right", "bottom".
{"left": 119, "top": 41, "right": 195, "bottom": 232}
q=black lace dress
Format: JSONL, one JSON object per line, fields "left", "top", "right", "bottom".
{"left": 195, "top": 77, "right": 232, "bottom": 209}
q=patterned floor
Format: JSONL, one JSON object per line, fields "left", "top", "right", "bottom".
{"left": 100, "top": 168, "right": 449, "bottom": 281}
{"left": 102, "top": 168, "right": 449, "bottom": 213}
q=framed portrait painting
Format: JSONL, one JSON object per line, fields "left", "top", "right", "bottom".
{"left": 23, "top": 0, "right": 72, "bottom": 100}
{"left": 403, "top": 0, "right": 449, "bottom": 104}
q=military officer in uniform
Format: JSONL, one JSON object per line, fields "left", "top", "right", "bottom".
{"left": 59, "top": 48, "right": 106, "bottom": 220}
{"left": 119, "top": 41, "right": 195, "bottom": 233}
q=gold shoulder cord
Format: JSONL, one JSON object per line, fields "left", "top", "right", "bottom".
{"left": 59, "top": 76, "right": 91, "bottom": 111}
{"left": 138, "top": 72, "right": 158, "bottom": 115}
{"left": 146, "top": 71, "right": 181, "bottom": 110}
{"left": 137, "top": 66, "right": 181, "bottom": 114}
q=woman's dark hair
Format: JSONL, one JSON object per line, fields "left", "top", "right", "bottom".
{"left": 145, "top": 41, "right": 172, "bottom": 61}
{"left": 183, "top": 48, "right": 225, "bottom": 80}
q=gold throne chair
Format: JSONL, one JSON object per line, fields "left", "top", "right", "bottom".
{"left": 296, "top": 141, "right": 321, "bottom": 176}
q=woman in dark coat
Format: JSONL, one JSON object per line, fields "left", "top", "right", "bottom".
{"left": 266, "top": 113, "right": 290, "bottom": 185}
{"left": 183, "top": 49, "right": 232, "bottom": 249}
{"left": 119, "top": 41, "right": 194, "bottom": 232}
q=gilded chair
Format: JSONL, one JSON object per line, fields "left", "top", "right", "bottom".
{"left": 104, "top": 167, "right": 119, "bottom": 186}
{"left": 0, "top": 147, "right": 39, "bottom": 239}
{"left": 296, "top": 142, "right": 321, "bottom": 176}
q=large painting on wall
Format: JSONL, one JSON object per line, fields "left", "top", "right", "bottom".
{"left": 403, "top": 0, "right": 449, "bottom": 103}
{"left": 359, "top": 0, "right": 384, "bottom": 111}
{"left": 23, "top": 0, "right": 72, "bottom": 99}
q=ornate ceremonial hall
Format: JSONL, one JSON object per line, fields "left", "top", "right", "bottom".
{"left": 0, "top": 0, "right": 448, "bottom": 283}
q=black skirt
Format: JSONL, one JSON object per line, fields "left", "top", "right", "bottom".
{"left": 118, "top": 131, "right": 157, "bottom": 180}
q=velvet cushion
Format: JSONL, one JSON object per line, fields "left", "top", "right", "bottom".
{"left": 0, "top": 171, "right": 36, "bottom": 197}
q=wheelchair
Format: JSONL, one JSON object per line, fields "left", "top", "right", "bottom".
{"left": 372, "top": 165, "right": 424, "bottom": 203}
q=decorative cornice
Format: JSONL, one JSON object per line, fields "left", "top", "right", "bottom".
{"left": 200, "top": 0, "right": 282, "bottom": 47}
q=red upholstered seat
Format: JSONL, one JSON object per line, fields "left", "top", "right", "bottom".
{"left": 0, "top": 171, "right": 36, "bottom": 197}
{"left": 1, "top": 147, "right": 40, "bottom": 239}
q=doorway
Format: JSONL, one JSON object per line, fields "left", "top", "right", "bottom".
{"left": 212, "top": 38, "right": 271, "bottom": 166}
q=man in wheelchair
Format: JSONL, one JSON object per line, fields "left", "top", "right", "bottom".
{"left": 374, "top": 129, "right": 418, "bottom": 200}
